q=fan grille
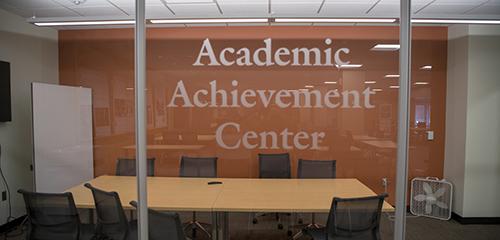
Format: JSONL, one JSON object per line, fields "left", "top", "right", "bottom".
{"left": 410, "top": 177, "right": 453, "bottom": 220}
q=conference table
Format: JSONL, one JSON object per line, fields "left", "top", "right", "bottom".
{"left": 66, "top": 176, "right": 394, "bottom": 240}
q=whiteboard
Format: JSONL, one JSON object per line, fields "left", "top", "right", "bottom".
{"left": 32, "top": 83, "right": 94, "bottom": 193}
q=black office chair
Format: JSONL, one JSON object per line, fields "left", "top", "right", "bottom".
{"left": 253, "top": 153, "right": 291, "bottom": 229}
{"left": 179, "top": 156, "right": 218, "bottom": 238}
{"left": 84, "top": 183, "right": 137, "bottom": 240}
{"left": 116, "top": 158, "right": 156, "bottom": 176}
{"left": 130, "top": 201, "right": 187, "bottom": 240}
{"left": 304, "top": 194, "right": 388, "bottom": 240}
{"left": 18, "top": 189, "right": 95, "bottom": 240}
{"left": 292, "top": 159, "right": 336, "bottom": 239}
{"left": 179, "top": 156, "right": 217, "bottom": 178}
{"left": 258, "top": 153, "right": 291, "bottom": 179}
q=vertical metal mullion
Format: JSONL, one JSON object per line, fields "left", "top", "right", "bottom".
{"left": 395, "top": 0, "right": 412, "bottom": 240}
{"left": 135, "top": 0, "right": 148, "bottom": 239}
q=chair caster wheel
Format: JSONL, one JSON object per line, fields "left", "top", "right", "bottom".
{"left": 298, "top": 219, "right": 303, "bottom": 224}
{"left": 278, "top": 223, "right": 284, "bottom": 230}
{"left": 252, "top": 218, "right": 258, "bottom": 224}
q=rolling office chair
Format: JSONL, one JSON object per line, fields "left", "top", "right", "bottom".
{"left": 116, "top": 158, "right": 156, "bottom": 176}
{"left": 130, "top": 201, "right": 188, "bottom": 240}
{"left": 179, "top": 156, "right": 218, "bottom": 239}
{"left": 292, "top": 159, "right": 337, "bottom": 239}
{"left": 304, "top": 194, "right": 388, "bottom": 240}
{"left": 18, "top": 189, "right": 95, "bottom": 240}
{"left": 84, "top": 183, "right": 137, "bottom": 240}
{"left": 252, "top": 153, "right": 291, "bottom": 230}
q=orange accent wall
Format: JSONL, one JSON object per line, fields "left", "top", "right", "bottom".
{"left": 59, "top": 26, "right": 447, "bottom": 204}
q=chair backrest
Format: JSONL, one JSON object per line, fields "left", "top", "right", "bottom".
{"left": 326, "top": 194, "right": 388, "bottom": 240}
{"left": 84, "top": 183, "right": 130, "bottom": 240}
{"left": 297, "top": 159, "right": 336, "bottom": 179}
{"left": 258, "top": 153, "right": 291, "bottom": 179}
{"left": 179, "top": 156, "right": 217, "bottom": 178}
{"left": 116, "top": 158, "right": 156, "bottom": 176}
{"left": 18, "top": 189, "right": 82, "bottom": 240}
{"left": 130, "top": 201, "right": 186, "bottom": 240}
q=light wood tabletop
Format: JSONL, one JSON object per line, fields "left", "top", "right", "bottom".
{"left": 66, "top": 176, "right": 393, "bottom": 213}
{"left": 213, "top": 178, "right": 394, "bottom": 213}
{"left": 66, "top": 175, "right": 222, "bottom": 211}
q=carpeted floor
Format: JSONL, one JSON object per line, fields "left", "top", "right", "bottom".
{"left": 3, "top": 212, "right": 499, "bottom": 240}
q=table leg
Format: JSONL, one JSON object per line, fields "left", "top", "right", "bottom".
{"left": 212, "top": 212, "right": 218, "bottom": 240}
{"left": 222, "top": 212, "right": 229, "bottom": 240}
{"left": 88, "top": 209, "right": 94, "bottom": 224}
{"left": 216, "top": 212, "right": 229, "bottom": 240}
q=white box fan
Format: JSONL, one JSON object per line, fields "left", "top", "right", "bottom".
{"left": 410, "top": 177, "right": 453, "bottom": 220}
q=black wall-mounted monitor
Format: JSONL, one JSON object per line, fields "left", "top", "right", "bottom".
{"left": 0, "top": 61, "right": 12, "bottom": 122}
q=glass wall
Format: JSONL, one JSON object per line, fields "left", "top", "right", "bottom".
{"left": 143, "top": 1, "right": 400, "bottom": 240}
{"left": 8, "top": 1, "right": 500, "bottom": 240}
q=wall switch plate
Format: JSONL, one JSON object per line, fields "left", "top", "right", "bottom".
{"left": 427, "top": 131, "right": 434, "bottom": 140}
{"left": 2, "top": 191, "right": 6, "bottom": 201}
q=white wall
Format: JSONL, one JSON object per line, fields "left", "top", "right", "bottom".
{"left": 445, "top": 25, "right": 500, "bottom": 218}
{"left": 0, "top": 9, "right": 58, "bottom": 225}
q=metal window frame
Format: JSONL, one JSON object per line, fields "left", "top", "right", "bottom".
{"left": 135, "top": 0, "right": 148, "bottom": 240}
{"left": 394, "top": 0, "right": 412, "bottom": 240}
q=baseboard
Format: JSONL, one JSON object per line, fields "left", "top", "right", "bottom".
{"left": 452, "top": 212, "right": 500, "bottom": 225}
{"left": 0, "top": 215, "right": 26, "bottom": 234}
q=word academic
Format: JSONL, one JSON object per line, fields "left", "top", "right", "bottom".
{"left": 193, "top": 38, "right": 352, "bottom": 67}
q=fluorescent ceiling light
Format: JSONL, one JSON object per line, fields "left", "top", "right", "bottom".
{"left": 34, "top": 20, "right": 134, "bottom": 26}
{"left": 337, "top": 64, "right": 363, "bottom": 68}
{"left": 412, "top": 19, "right": 500, "bottom": 25}
{"left": 373, "top": 88, "right": 383, "bottom": 92}
{"left": 324, "top": 81, "right": 337, "bottom": 84}
{"left": 414, "top": 82, "right": 429, "bottom": 85}
{"left": 420, "top": 65, "right": 432, "bottom": 70}
{"left": 385, "top": 74, "right": 400, "bottom": 78}
{"left": 364, "top": 81, "right": 376, "bottom": 84}
{"left": 305, "top": 85, "right": 314, "bottom": 88}
{"left": 371, "top": 44, "right": 400, "bottom": 51}
{"left": 275, "top": 18, "right": 397, "bottom": 23}
{"left": 389, "top": 85, "right": 400, "bottom": 89}
{"left": 150, "top": 18, "right": 269, "bottom": 24}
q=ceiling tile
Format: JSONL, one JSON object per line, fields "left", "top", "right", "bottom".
{"left": 319, "top": 1, "right": 376, "bottom": 16}
{"left": 365, "top": 3, "right": 400, "bottom": 16}
{"left": 168, "top": 3, "right": 221, "bottom": 17}
{"left": 272, "top": 0, "right": 324, "bottom": 16}
{"left": 420, "top": 4, "right": 477, "bottom": 15}
{"left": 72, "top": 6, "right": 129, "bottom": 16}
{"left": 467, "top": 1, "right": 500, "bottom": 15}
{"left": 53, "top": 0, "right": 111, "bottom": 8}
{"left": 32, "top": 7, "right": 82, "bottom": 18}
{"left": 218, "top": 0, "right": 268, "bottom": 16}
{"left": 1, "top": 0, "right": 60, "bottom": 9}
{"left": 144, "top": 5, "right": 176, "bottom": 18}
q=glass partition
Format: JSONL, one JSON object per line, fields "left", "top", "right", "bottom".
{"left": 144, "top": 2, "right": 401, "bottom": 240}
{"left": 29, "top": 0, "right": 140, "bottom": 239}
{"left": 8, "top": 1, "right": 487, "bottom": 240}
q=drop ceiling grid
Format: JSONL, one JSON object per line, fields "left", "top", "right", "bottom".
{"left": 0, "top": 0, "right": 498, "bottom": 22}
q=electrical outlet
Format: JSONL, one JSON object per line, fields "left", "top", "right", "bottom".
{"left": 2, "top": 191, "right": 6, "bottom": 201}
{"left": 382, "top": 178, "right": 388, "bottom": 188}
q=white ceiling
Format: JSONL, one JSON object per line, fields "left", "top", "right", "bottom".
{"left": 0, "top": 0, "right": 498, "bottom": 22}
